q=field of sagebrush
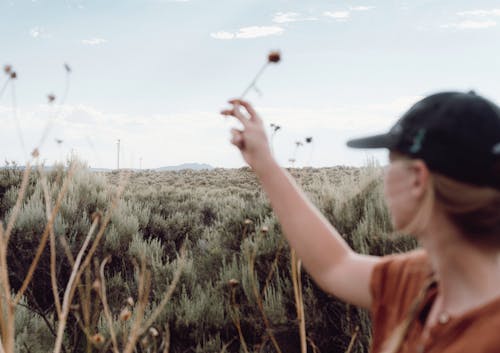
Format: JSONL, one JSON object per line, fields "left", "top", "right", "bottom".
{"left": 0, "top": 162, "right": 417, "bottom": 353}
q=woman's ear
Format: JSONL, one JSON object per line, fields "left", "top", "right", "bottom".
{"left": 409, "top": 160, "right": 430, "bottom": 198}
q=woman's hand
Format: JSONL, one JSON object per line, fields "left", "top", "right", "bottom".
{"left": 221, "top": 99, "right": 274, "bottom": 172}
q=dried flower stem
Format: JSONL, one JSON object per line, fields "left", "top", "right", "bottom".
{"left": 53, "top": 215, "right": 99, "bottom": 353}
{"left": 240, "top": 62, "right": 269, "bottom": 99}
{"left": 13, "top": 163, "right": 76, "bottom": 306}
{"left": 344, "top": 326, "right": 359, "bottom": 353}
{"left": 229, "top": 286, "right": 250, "bottom": 353}
{"left": 10, "top": 81, "right": 27, "bottom": 159}
{"left": 0, "top": 223, "right": 13, "bottom": 353}
{"left": 123, "top": 257, "right": 151, "bottom": 353}
{"left": 247, "top": 240, "right": 282, "bottom": 353}
{"left": 162, "top": 324, "right": 170, "bottom": 353}
{"left": 37, "top": 68, "right": 72, "bottom": 150}
{"left": 291, "top": 250, "right": 307, "bottom": 353}
{"left": 0, "top": 78, "right": 9, "bottom": 101}
{"left": 261, "top": 237, "right": 285, "bottom": 296}
{"left": 0, "top": 164, "right": 31, "bottom": 353}
{"left": 37, "top": 163, "right": 62, "bottom": 318}
{"left": 4, "top": 163, "right": 32, "bottom": 243}
{"left": 98, "top": 256, "right": 119, "bottom": 353}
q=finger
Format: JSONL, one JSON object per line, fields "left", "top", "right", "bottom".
{"left": 220, "top": 106, "right": 249, "bottom": 128}
{"left": 230, "top": 130, "right": 244, "bottom": 149}
{"left": 228, "top": 99, "right": 262, "bottom": 123}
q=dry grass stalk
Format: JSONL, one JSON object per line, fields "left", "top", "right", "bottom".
{"left": 261, "top": 237, "right": 285, "bottom": 296}
{"left": 247, "top": 238, "right": 282, "bottom": 353}
{"left": 53, "top": 214, "right": 100, "bottom": 353}
{"left": 98, "top": 256, "right": 119, "bottom": 353}
{"left": 162, "top": 323, "right": 170, "bottom": 353}
{"left": 4, "top": 162, "right": 32, "bottom": 243}
{"left": 122, "top": 257, "right": 151, "bottom": 353}
{"left": 37, "top": 163, "right": 62, "bottom": 318}
{"left": 229, "top": 285, "right": 250, "bottom": 353}
{"left": 291, "top": 250, "right": 307, "bottom": 353}
{"left": 344, "top": 326, "right": 360, "bottom": 353}
{"left": 0, "top": 223, "right": 14, "bottom": 353}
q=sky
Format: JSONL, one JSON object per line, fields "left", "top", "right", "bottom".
{"left": 1, "top": 0, "right": 500, "bottom": 169}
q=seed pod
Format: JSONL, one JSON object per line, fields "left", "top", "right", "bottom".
{"left": 244, "top": 219, "right": 253, "bottom": 225}
{"left": 120, "top": 308, "right": 132, "bottom": 321}
{"left": 228, "top": 278, "right": 239, "bottom": 287}
{"left": 268, "top": 51, "right": 281, "bottom": 63}
{"left": 47, "top": 94, "right": 56, "bottom": 103}
{"left": 91, "top": 333, "right": 104, "bottom": 345}
{"left": 149, "top": 327, "right": 159, "bottom": 337}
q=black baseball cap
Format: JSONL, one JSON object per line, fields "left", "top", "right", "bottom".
{"left": 347, "top": 91, "right": 500, "bottom": 190}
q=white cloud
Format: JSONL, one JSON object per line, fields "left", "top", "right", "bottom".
{"left": 82, "top": 38, "right": 108, "bottom": 45}
{"left": 350, "top": 6, "right": 375, "bottom": 11}
{"left": 441, "top": 20, "right": 497, "bottom": 30}
{"left": 323, "top": 11, "right": 350, "bottom": 20}
{"left": 29, "top": 26, "right": 51, "bottom": 39}
{"left": 272, "top": 12, "right": 318, "bottom": 24}
{"left": 210, "top": 31, "right": 235, "bottom": 40}
{"left": 457, "top": 9, "right": 500, "bottom": 17}
{"left": 210, "top": 26, "right": 284, "bottom": 40}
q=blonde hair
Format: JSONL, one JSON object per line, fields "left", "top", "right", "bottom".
{"left": 379, "top": 157, "right": 500, "bottom": 353}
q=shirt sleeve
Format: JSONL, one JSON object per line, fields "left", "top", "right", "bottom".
{"left": 369, "top": 250, "right": 429, "bottom": 352}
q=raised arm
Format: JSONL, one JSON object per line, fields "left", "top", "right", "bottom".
{"left": 221, "top": 99, "right": 382, "bottom": 309}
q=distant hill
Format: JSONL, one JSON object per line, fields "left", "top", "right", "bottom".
{"left": 155, "top": 163, "right": 213, "bottom": 171}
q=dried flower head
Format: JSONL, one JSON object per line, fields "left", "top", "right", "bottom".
{"left": 243, "top": 219, "right": 253, "bottom": 225}
{"left": 47, "top": 94, "right": 56, "bottom": 103}
{"left": 228, "top": 278, "right": 239, "bottom": 287}
{"left": 126, "top": 296, "right": 134, "bottom": 306}
{"left": 10, "top": 72, "right": 17, "bottom": 79}
{"left": 149, "top": 327, "right": 159, "bottom": 337}
{"left": 268, "top": 51, "right": 281, "bottom": 63}
{"left": 31, "top": 148, "right": 40, "bottom": 158}
{"left": 305, "top": 137, "right": 313, "bottom": 143}
{"left": 261, "top": 226, "right": 269, "bottom": 234}
{"left": 3, "top": 65, "right": 12, "bottom": 74}
{"left": 64, "top": 63, "right": 72, "bottom": 73}
{"left": 91, "top": 333, "right": 104, "bottom": 345}
{"left": 92, "top": 280, "right": 101, "bottom": 292}
{"left": 120, "top": 307, "right": 132, "bottom": 321}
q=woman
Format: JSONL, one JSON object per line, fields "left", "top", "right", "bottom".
{"left": 221, "top": 91, "right": 500, "bottom": 353}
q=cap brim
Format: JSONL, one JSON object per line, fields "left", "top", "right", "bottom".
{"left": 346, "top": 133, "right": 396, "bottom": 149}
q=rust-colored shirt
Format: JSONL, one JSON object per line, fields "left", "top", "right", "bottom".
{"left": 370, "top": 249, "right": 500, "bottom": 353}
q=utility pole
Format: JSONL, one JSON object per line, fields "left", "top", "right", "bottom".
{"left": 116, "top": 139, "right": 120, "bottom": 170}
